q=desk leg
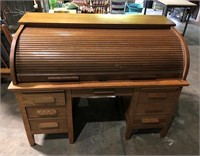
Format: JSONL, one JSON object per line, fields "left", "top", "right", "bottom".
{"left": 182, "top": 6, "right": 194, "bottom": 36}
{"left": 66, "top": 90, "right": 74, "bottom": 144}
{"left": 16, "top": 93, "right": 35, "bottom": 146}
{"left": 125, "top": 89, "right": 140, "bottom": 140}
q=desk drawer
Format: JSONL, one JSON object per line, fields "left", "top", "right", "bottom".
{"left": 72, "top": 88, "right": 133, "bottom": 97}
{"left": 135, "top": 101, "right": 173, "bottom": 115}
{"left": 29, "top": 118, "right": 68, "bottom": 133}
{"left": 138, "top": 88, "right": 179, "bottom": 102}
{"left": 26, "top": 106, "right": 67, "bottom": 118}
{"left": 132, "top": 115, "right": 167, "bottom": 126}
{"left": 20, "top": 92, "right": 65, "bottom": 106}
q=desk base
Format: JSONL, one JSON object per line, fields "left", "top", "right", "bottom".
{"left": 9, "top": 80, "right": 188, "bottom": 145}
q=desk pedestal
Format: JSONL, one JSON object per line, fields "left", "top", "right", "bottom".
{"left": 9, "top": 80, "right": 188, "bottom": 145}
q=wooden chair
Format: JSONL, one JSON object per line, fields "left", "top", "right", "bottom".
{"left": 110, "top": 0, "right": 127, "bottom": 14}
{"left": 91, "top": 0, "right": 109, "bottom": 14}
{"left": 1, "top": 22, "right": 12, "bottom": 78}
{"left": 71, "top": 0, "right": 88, "bottom": 6}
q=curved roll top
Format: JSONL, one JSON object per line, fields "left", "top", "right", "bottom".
{"left": 10, "top": 13, "right": 189, "bottom": 84}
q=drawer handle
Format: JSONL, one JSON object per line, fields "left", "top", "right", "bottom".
{"left": 39, "top": 122, "right": 59, "bottom": 129}
{"left": 93, "top": 90, "right": 115, "bottom": 95}
{"left": 32, "top": 97, "right": 55, "bottom": 105}
{"left": 36, "top": 109, "right": 58, "bottom": 116}
{"left": 141, "top": 118, "right": 159, "bottom": 124}
{"left": 148, "top": 93, "right": 167, "bottom": 100}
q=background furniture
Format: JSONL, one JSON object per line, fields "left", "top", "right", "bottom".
{"left": 1, "top": 22, "right": 12, "bottom": 78}
{"left": 144, "top": 0, "right": 197, "bottom": 36}
{"left": 189, "top": 0, "right": 199, "bottom": 19}
{"left": 110, "top": 0, "right": 128, "bottom": 14}
{"left": 91, "top": 0, "right": 109, "bottom": 13}
{"left": 127, "top": 3, "right": 143, "bottom": 13}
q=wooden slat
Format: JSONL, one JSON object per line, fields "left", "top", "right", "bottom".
{"left": 10, "top": 25, "right": 25, "bottom": 84}
{"left": 1, "top": 24, "right": 13, "bottom": 44}
{"left": 1, "top": 68, "right": 10, "bottom": 78}
{"left": 1, "top": 56, "right": 8, "bottom": 68}
{"left": 1, "top": 24, "right": 12, "bottom": 78}
{"left": 15, "top": 28, "right": 184, "bottom": 82}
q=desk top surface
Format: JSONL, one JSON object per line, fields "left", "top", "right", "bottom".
{"left": 19, "top": 13, "right": 175, "bottom": 28}
{"left": 8, "top": 80, "right": 189, "bottom": 91}
{"left": 157, "top": 0, "right": 196, "bottom": 6}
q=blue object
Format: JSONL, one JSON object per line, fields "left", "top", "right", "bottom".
{"left": 127, "top": 3, "right": 143, "bottom": 13}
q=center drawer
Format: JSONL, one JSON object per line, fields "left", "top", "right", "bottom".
{"left": 72, "top": 88, "right": 133, "bottom": 97}
{"left": 20, "top": 91, "right": 66, "bottom": 106}
{"left": 26, "top": 106, "right": 67, "bottom": 118}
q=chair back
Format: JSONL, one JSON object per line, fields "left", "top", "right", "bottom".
{"left": 1, "top": 22, "right": 12, "bottom": 78}
{"left": 110, "top": 0, "right": 127, "bottom": 14}
{"left": 91, "top": 0, "right": 109, "bottom": 14}
{"left": 71, "top": 0, "right": 88, "bottom": 6}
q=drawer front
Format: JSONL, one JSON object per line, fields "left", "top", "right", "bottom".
{"left": 115, "top": 88, "right": 134, "bottom": 95}
{"left": 26, "top": 106, "right": 67, "bottom": 118}
{"left": 138, "top": 88, "right": 180, "bottom": 102}
{"left": 135, "top": 101, "right": 174, "bottom": 115}
{"left": 20, "top": 92, "right": 65, "bottom": 106}
{"left": 72, "top": 88, "right": 133, "bottom": 97}
{"left": 72, "top": 89, "right": 94, "bottom": 97}
{"left": 29, "top": 118, "right": 68, "bottom": 132}
{"left": 132, "top": 115, "right": 167, "bottom": 126}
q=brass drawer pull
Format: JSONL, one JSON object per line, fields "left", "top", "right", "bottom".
{"left": 36, "top": 109, "right": 58, "bottom": 116}
{"left": 39, "top": 122, "right": 59, "bottom": 129}
{"left": 141, "top": 118, "right": 159, "bottom": 124}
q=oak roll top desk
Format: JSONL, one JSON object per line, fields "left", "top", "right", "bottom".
{"left": 9, "top": 13, "right": 189, "bottom": 146}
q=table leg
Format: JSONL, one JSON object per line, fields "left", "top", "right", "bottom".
{"left": 182, "top": 6, "right": 194, "bottom": 36}
{"left": 144, "top": 0, "right": 148, "bottom": 15}
{"left": 162, "top": 5, "right": 168, "bottom": 16}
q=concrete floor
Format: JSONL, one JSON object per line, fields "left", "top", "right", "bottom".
{"left": 0, "top": 10, "right": 199, "bottom": 155}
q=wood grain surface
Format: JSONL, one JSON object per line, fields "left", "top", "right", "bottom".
{"left": 18, "top": 13, "right": 175, "bottom": 28}
{"left": 8, "top": 80, "right": 189, "bottom": 91}
{"left": 15, "top": 27, "right": 186, "bottom": 83}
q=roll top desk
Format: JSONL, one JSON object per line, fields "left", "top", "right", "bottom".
{"left": 9, "top": 13, "right": 189, "bottom": 146}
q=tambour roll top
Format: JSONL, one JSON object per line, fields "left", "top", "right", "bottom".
{"left": 10, "top": 13, "right": 189, "bottom": 84}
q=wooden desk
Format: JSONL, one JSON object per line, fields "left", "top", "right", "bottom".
{"left": 144, "top": 0, "right": 197, "bottom": 36}
{"left": 8, "top": 13, "right": 190, "bottom": 146}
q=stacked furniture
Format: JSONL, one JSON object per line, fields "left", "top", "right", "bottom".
{"left": 127, "top": 3, "right": 143, "bottom": 13}
{"left": 9, "top": 13, "right": 189, "bottom": 146}
{"left": 110, "top": 0, "right": 128, "bottom": 14}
